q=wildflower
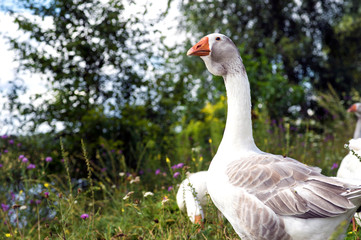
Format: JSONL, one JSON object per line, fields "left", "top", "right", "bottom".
{"left": 1, "top": 204, "right": 10, "bottom": 212}
{"left": 173, "top": 172, "right": 180, "bottom": 178}
{"left": 199, "top": 156, "right": 203, "bottom": 162}
{"left": 139, "top": 169, "right": 144, "bottom": 175}
{"left": 123, "top": 191, "right": 134, "bottom": 200}
{"left": 171, "top": 164, "right": 177, "bottom": 170}
{"left": 80, "top": 213, "right": 89, "bottom": 219}
{"left": 176, "top": 163, "right": 184, "bottom": 169}
{"left": 22, "top": 157, "right": 28, "bottom": 163}
{"left": 44, "top": 192, "right": 49, "bottom": 198}
{"left": 35, "top": 200, "right": 41, "bottom": 205}
{"left": 155, "top": 169, "right": 161, "bottom": 175}
{"left": 162, "top": 172, "right": 167, "bottom": 177}
{"left": 130, "top": 176, "right": 140, "bottom": 184}
{"left": 119, "top": 172, "right": 125, "bottom": 177}
{"left": 17, "top": 143, "right": 21, "bottom": 147}
{"left": 331, "top": 163, "right": 339, "bottom": 170}
{"left": 0, "top": 164, "right": 3, "bottom": 168}
{"left": 9, "top": 140, "right": 14, "bottom": 144}
{"left": 162, "top": 196, "right": 169, "bottom": 205}
{"left": 5, "top": 233, "right": 11, "bottom": 237}
{"left": 166, "top": 157, "right": 170, "bottom": 163}
{"left": 27, "top": 163, "right": 36, "bottom": 169}
{"left": 61, "top": 159, "right": 65, "bottom": 163}
{"left": 19, "top": 205, "right": 27, "bottom": 211}
{"left": 19, "top": 155, "right": 24, "bottom": 160}
{"left": 19, "top": 190, "right": 23, "bottom": 195}
{"left": 168, "top": 186, "right": 173, "bottom": 192}
{"left": 44, "top": 183, "right": 49, "bottom": 188}
{"left": 4, "top": 149, "right": 8, "bottom": 153}
{"left": 144, "top": 192, "right": 154, "bottom": 197}
{"left": 209, "top": 138, "right": 212, "bottom": 143}
{"left": 192, "top": 157, "right": 196, "bottom": 162}
{"left": 121, "top": 208, "right": 124, "bottom": 212}
{"left": 45, "top": 156, "right": 52, "bottom": 162}
{"left": 1, "top": 135, "right": 8, "bottom": 139}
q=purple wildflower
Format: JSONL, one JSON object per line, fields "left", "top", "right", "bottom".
{"left": 44, "top": 192, "right": 49, "bottom": 198}
{"left": 168, "top": 186, "right": 173, "bottom": 192}
{"left": 1, "top": 135, "right": 8, "bottom": 139}
{"left": 176, "top": 163, "right": 184, "bottom": 169}
{"left": 27, "top": 163, "right": 36, "bottom": 169}
{"left": 9, "top": 139, "right": 14, "bottom": 144}
{"left": 45, "top": 157, "right": 52, "bottom": 162}
{"left": 155, "top": 169, "right": 161, "bottom": 175}
{"left": 171, "top": 164, "right": 177, "bottom": 170}
{"left": 4, "top": 150, "right": 8, "bottom": 153}
{"left": 19, "top": 155, "right": 24, "bottom": 160}
{"left": 17, "top": 143, "right": 21, "bottom": 147}
{"left": 1, "top": 204, "right": 10, "bottom": 212}
{"left": 173, "top": 172, "right": 180, "bottom": 178}
{"left": 22, "top": 158, "right": 28, "bottom": 163}
{"left": 35, "top": 200, "right": 41, "bottom": 205}
{"left": 61, "top": 159, "right": 65, "bottom": 163}
{"left": 331, "top": 163, "right": 339, "bottom": 170}
{"left": 0, "top": 164, "right": 3, "bottom": 168}
{"left": 81, "top": 213, "right": 89, "bottom": 219}
{"left": 139, "top": 169, "right": 144, "bottom": 175}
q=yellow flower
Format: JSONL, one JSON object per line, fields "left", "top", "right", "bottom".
{"left": 166, "top": 157, "right": 170, "bottom": 163}
{"left": 44, "top": 183, "right": 49, "bottom": 188}
{"left": 208, "top": 138, "right": 212, "bottom": 144}
{"left": 122, "top": 208, "right": 125, "bottom": 212}
{"left": 199, "top": 156, "right": 203, "bottom": 162}
{"left": 192, "top": 157, "right": 196, "bottom": 162}
{"left": 19, "top": 190, "right": 23, "bottom": 195}
{"left": 5, "top": 233, "right": 11, "bottom": 237}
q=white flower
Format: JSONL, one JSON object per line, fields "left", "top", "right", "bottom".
{"left": 123, "top": 191, "right": 134, "bottom": 200}
{"left": 19, "top": 205, "right": 27, "bottom": 211}
{"left": 130, "top": 176, "right": 140, "bottom": 184}
{"left": 119, "top": 172, "right": 125, "bottom": 177}
{"left": 143, "top": 192, "right": 154, "bottom": 197}
{"left": 161, "top": 196, "right": 169, "bottom": 205}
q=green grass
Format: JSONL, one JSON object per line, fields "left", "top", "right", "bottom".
{"left": 0, "top": 115, "right": 361, "bottom": 239}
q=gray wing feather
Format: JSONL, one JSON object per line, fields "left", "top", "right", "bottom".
{"left": 227, "top": 154, "right": 359, "bottom": 219}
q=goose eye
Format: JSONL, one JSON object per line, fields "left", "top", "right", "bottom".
{"left": 215, "top": 37, "right": 221, "bottom": 41}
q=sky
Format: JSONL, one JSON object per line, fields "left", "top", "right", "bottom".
{"left": 0, "top": 0, "right": 184, "bottom": 135}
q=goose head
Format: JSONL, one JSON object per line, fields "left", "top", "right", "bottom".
{"left": 348, "top": 103, "right": 361, "bottom": 118}
{"left": 187, "top": 33, "right": 241, "bottom": 76}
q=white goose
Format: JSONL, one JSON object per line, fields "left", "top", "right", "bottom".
{"left": 337, "top": 103, "right": 361, "bottom": 227}
{"left": 176, "top": 171, "right": 208, "bottom": 226}
{"left": 187, "top": 33, "right": 361, "bottom": 240}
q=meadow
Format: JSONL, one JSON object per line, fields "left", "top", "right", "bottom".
{"left": 1, "top": 95, "right": 361, "bottom": 240}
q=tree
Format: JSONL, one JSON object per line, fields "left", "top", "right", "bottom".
{"left": 177, "top": 0, "right": 361, "bottom": 118}
{"left": 2, "top": 0, "right": 181, "bottom": 168}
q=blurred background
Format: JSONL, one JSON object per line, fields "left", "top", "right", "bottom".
{"left": 0, "top": 0, "right": 360, "bottom": 174}
{"left": 1, "top": 0, "right": 361, "bottom": 238}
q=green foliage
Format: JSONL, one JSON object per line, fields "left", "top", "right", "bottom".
{"left": 178, "top": 0, "right": 361, "bottom": 116}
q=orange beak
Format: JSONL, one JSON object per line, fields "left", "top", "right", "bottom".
{"left": 348, "top": 104, "right": 357, "bottom": 112}
{"left": 187, "top": 36, "right": 210, "bottom": 56}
